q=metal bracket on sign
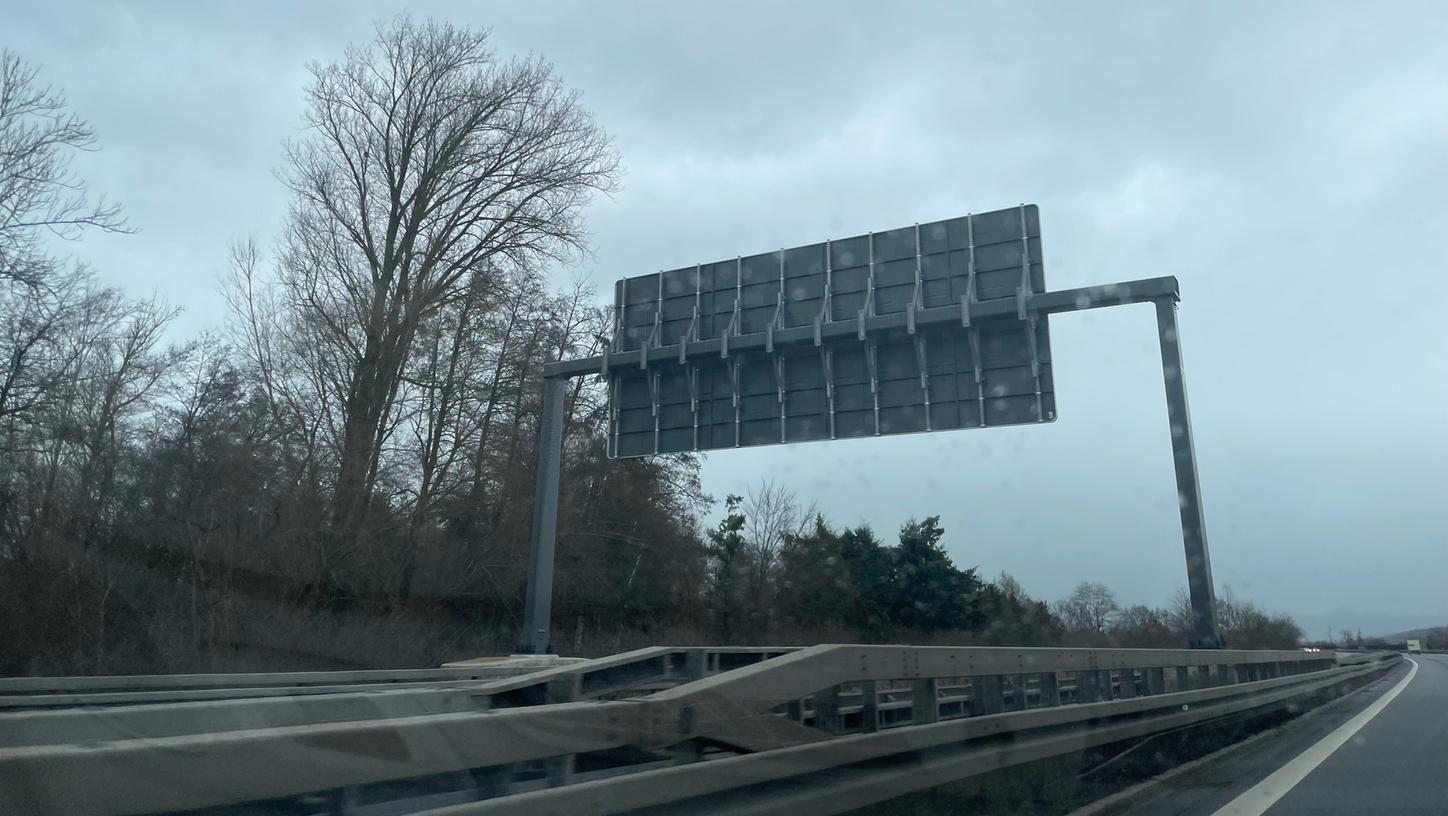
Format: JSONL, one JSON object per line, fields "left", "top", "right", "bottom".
{"left": 823, "top": 348, "right": 836, "bottom": 439}
{"left": 969, "top": 327, "right": 986, "bottom": 427}
{"left": 768, "top": 248, "right": 785, "bottom": 354}
{"left": 908, "top": 222, "right": 923, "bottom": 336}
{"left": 1016, "top": 202, "right": 1033, "bottom": 322}
{"left": 914, "top": 333, "right": 931, "bottom": 431}
{"left": 867, "top": 340, "right": 881, "bottom": 435}
{"left": 721, "top": 301, "right": 738, "bottom": 359}
{"left": 859, "top": 231, "right": 876, "bottom": 341}
{"left": 776, "top": 354, "right": 787, "bottom": 443}
{"left": 1024, "top": 314, "right": 1041, "bottom": 379}
{"left": 679, "top": 305, "right": 698, "bottom": 364}
{"left": 914, "top": 334, "right": 929, "bottom": 390}
{"left": 963, "top": 213, "right": 978, "bottom": 328}
{"left": 865, "top": 341, "right": 879, "bottom": 395}
{"left": 608, "top": 377, "right": 622, "bottom": 456}
{"left": 820, "top": 237, "right": 834, "bottom": 331}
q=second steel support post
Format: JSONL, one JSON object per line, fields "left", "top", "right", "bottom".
{"left": 1154, "top": 297, "right": 1224, "bottom": 649}
{"left": 518, "top": 376, "right": 566, "bottom": 655}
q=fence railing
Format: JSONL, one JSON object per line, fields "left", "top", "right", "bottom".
{"left": 0, "top": 646, "right": 1398, "bottom": 816}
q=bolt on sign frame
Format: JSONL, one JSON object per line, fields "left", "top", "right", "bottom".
{"left": 521, "top": 206, "right": 1224, "bottom": 653}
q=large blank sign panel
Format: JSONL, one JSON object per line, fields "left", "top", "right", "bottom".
{"left": 607, "top": 205, "right": 1055, "bottom": 458}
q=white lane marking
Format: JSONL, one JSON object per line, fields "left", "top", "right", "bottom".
{"left": 1210, "top": 657, "right": 1420, "bottom": 816}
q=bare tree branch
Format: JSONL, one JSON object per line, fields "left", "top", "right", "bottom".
{"left": 0, "top": 51, "right": 131, "bottom": 286}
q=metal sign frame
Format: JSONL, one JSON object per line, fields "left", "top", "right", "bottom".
{"left": 603, "top": 206, "right": 1054, "bottom": 458}
{"left": 520, "top": 226, "right": 1224, "bottom": 652}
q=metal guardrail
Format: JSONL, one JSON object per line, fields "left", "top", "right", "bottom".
{"left": 0, "top": 666, "right": 551, "bottom": 709}
{"left": 0, "top": 646, "right": 1398, "bottom": 815}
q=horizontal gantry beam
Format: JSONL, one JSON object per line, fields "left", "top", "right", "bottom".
{"left": 547, "top": 276, "right": 1180, "bottom": 380}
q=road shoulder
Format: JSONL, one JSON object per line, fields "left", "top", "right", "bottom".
{"left": 1070, "top": 660, "right": 1411, "bottom": 816}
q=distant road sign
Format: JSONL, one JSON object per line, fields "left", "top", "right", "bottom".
{"left": 606, "top": 204, "right": 1054, "bottom": 457}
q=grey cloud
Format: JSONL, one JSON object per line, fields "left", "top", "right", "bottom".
{"left": 9, "top": 0, "right": 1445, "bottom": 637}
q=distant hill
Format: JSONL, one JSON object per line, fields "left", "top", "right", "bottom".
{"left": 1376, "top": 625, "right": 1448, "bottom": 645}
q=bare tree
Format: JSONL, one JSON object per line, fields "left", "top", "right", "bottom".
{"left": 995, "top": 571, "right": 1025, "bottom": 604}
{"left": 0, "top": 51, "right": 129, "bottom": 285}
{"left": 1165, "top": 586, "right": 1193, "bottom": 634}
{"left": 1055, "top": 581, "right": 1120, "bottom": 633}
{"left": 276, "top": 16, "right": 618, "bottom": 564}
{"left": 741, "top": 479, "right": 814, "bottom": 619}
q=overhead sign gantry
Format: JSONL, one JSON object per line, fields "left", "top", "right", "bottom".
{"left": 522, "top": 205, "right": 1224, "bottom": 652}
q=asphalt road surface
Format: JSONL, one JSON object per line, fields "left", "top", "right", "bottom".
{"left": 1108, "top": 653, "right": 1447, "bottom": 815}
{"left": 1247, "top": 653, "right": 1447, "bottom": 815}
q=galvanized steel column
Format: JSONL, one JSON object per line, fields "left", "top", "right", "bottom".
{"left": 519, "top": 376, "right": 566, "bottom": 655}
{"left": 1154, "top": 297, "right": 1224, "bottom": 649}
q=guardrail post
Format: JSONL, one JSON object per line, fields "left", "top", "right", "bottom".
{"left": 1117, "top": 670, "right": 1137, "bottom": 699}
{"left": 911, "top": 678, "right": 940, "bottom": 724}
{"left": 546, "top": 673, "right": 581, "bottom": 704}
{"left": 860, "top": 681, "right": 880, "bottom": 732}
{"left": 330, "top": 786, "right": 361, "bottom": 815}
{"left": 974, "top": 675, "right": 1004, "bottom": 715}
{"left": 672, "top": 739, "right": 703, "bottom": 765}
{"left": 814, "top": 686, "right": 843, "bottom": 734}
{"left": 1038, "top": 671, "right": 1061, "bottom": 707}
{"left": 683, "top": 649, "right": 707, "bottom": 681}
{"left": 469, "top": 765, "right": 515, "bottom": 799}
{"left": 1175, "top": 666, "right": 1191, "bottom": 691}
{"left": 1196, "top": 665, "right": 1213, "bottom": 688}
{"left": 1007, "top": 673, "right": 1028, "bottom": 710}
{"left": 785, "top": 698, "right": 804, "bottom": 721}
{"left": 1144, "top": 667, "right": 1166, "bottom": 695}
{"left": 543, "top": 673, "right": 579, "bottom": 785}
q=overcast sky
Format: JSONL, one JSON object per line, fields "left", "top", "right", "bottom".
{"left": 10, "top": 1, "right": 1447, "bottom": 638}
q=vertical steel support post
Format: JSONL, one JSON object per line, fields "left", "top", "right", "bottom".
{"left": 519, "top": 376, "right": 566, "bottom": 654}
{"left": 1154, "top": 297, "right": 1225, "bottom": 649}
